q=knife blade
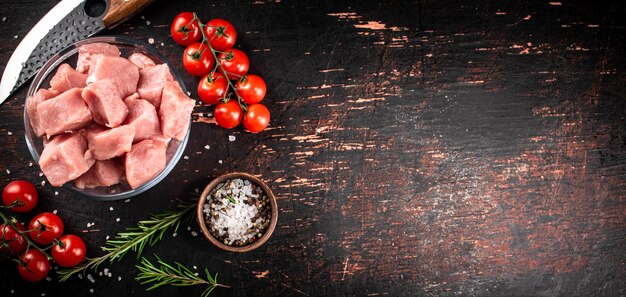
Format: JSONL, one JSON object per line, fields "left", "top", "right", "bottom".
{"left": 0, "top": 0, "right": 154, "bottom": 104}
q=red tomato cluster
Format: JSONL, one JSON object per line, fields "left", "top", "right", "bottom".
{"left": 171, "top": 12, "right": 270, "bottom": 133}
{"left": 1, "top": 180, "right": 86, "bottom": 282}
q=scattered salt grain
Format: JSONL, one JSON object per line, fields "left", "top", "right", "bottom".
{"left": 7, "top": 131, "right": 12, "bottom": 135}
{"left": 218, "top": 160, "right": 223, "bottom": 164}
{"left": 187, "top": 91, "right": 192, "bottom": 96}
{"left": 146, "top": 21, "right": 151, "bottom": 25}
{"left": 106, "top": 235, "right": 110, "bottom": 240}
{"left": 115, "top": 218, "right": 120, "bottom": 222}
{"left": 52, "top": 210, "right": 57, "bottom": 214}
{"left": 54, "top": 191, "right": 59, "bottom": 196}
{"left": 204, "top": 145, "right": 210, "bottom": 149}
{"left": 193, "top": 265, "right": 197, "bottom": 269}
{"left": 148, "top": 38, "right": 155, "bottom": 44}
{"left": 39, "top": 172, "right": 44, "bottom": 176}
{"left": 41, "top": 181, "right": 46, "bottom": 186}
{"left": 78, "top": 274, "right": 83, "bottom": 279}
{"left": 187, "top": 226, "right": 191, "bottom": 231}
{"left": 228, "top": 135, "right": 236, "bottom": 141}
{"left": 160, "top": 42, "right": 164, "bottom": 46}
{"left": 191, "top": 231, "right": 198, "bottom": 236}
{"left": 118, "top": 276, "right": 122, "bottom": 281}
{"left": 28, "top": 162, "right": 33, "bottom": 166}
{"left": 2, "top": 17, "right": 6, "bottom": 22}
{"left": 87, "top": 222, "right": 92, "bottom": 227}
{"left": 109, "top": 206, "right": 114, "bottom": 211}
{"left": 141, "top": 15, "right": 145, "bottom": 20}
{"left": 6, "top": 169, "right": 10, "bottom": 174}
{"left": 194, "top": 188, "right": 199, "bottom": 193}
{"left": 89, "top": 288, "right": 94, "bottom": 293}
{"left": 172, "top": 232, "right": 177, "bottom": 237}
{"left": 87, "top": 274, "right": 95, "bottom": 283}
{"left": 11, "top": 289, "right": 14, "bottom": 294}
{"left": 124, "top": 199, "right": 130, "bottom": 203}
{"left": 184, "top": 155, "right": 189, "bottom": 160}
{"left": 103, "top": 268, "right": 109, "bottom": 275}
{"left": 46, "top": 277, "right": 52, "bottom": 281}
{"left": 14, "top": 35, "right": 18, "bottom": 39}
{"left": 99, "top": 272, "right": 103, "bottom": 276}
{"left": 41, "top": 293, "right": 46, "bottom": 296}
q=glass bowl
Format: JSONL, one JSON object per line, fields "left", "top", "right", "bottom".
{"left": 24, "top": 36, "right": 191, "bottom": 201}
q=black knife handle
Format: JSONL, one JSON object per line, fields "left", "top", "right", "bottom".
{"left": 103, "top": 0, "right": 155, "bottom": 28}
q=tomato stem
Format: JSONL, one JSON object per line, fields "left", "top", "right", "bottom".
{"left": 192, "top": 12, "right": 248, "bottom": 112}
{"left": 0, "top": 212, "right": 51, "bottom": 259}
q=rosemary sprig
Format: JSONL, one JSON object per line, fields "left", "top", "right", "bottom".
{"left": 136, "top": 254, "right": 229, "bottom": 297}
{"left": 57, "top": 200, "right": 196, "bottom": 281}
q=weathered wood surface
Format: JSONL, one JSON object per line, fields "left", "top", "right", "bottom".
{"left": 0, "top": 0, "right": 624, "bottom": 296}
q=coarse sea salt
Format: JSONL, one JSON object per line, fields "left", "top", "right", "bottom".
{"left": 204, "top": 179, "right": 270, "bottom": 246}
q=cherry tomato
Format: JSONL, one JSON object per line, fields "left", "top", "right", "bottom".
{"left": 52, "top": 234, "right": 86, "bottom": 268}
{"left": 0, "top": 222, "right": 27, "bottom": 255}
{"left": 2, "top": 180, "right": 38, "bottom": 213}
{"left": 170, "top": 12, "right": 202, "bottom": 46}
{"left": 183, "top": 42, "right": 215, "bottom": 77}
{"left": 236, "top": 75, "right": 266, "bottom": 104}
{"left": 214, "top": 100, "right": 243, "bottom": 129}
{"left": 217, "top": 49, "right": 249, "bottom": 80}
{"left": 243, "top": 103, "right": 270, "bottom": 133}
{"left": 17, "top": 249, "right": 50, "bottom": 282}
{"left": 29, "top": 212, "right": 64, "bottom": 246}
{"left": 204, "top": 18, "right": 237, "bottom": 51}
{"left": 198, "top": 72, "right": 228, "bottom": 105}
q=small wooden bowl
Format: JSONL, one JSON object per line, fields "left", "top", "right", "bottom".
{"left": 196, "top": 172, "right": 278, "bottom": 252}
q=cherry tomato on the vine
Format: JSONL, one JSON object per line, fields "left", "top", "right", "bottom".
{"left": 218, "top": 49, "right": 249, "bottom": 80}
{"left": 198, "top": 72, "right": 228, "bottom": 105}
{"left": 183, "top": 42, "right": 215, "bottom": 77}
{"left": 52, "top": 234, "right": 86, "bottom": 268}
{"left": 2, "top": 180, "right": 38, "bottom": 213}
{"left": 17, "top": 249, "right": 50, "bottom": 282}
{"left": 236, "top": 75, "right": 266, "bottom": 104}
{"left": 214, "top": 100, "right": 243, "bottom": 129}
{"left": 204, "top": 18, "right": 237, "bottom": 51}
{"left": 243, "top": 103, "right": 270, "bottom": 133}
{"left": 29, "top": 212, "right": 64, "bottom": 246}
{"left": 0, "top": 222, "right": 27, "bottom": 255}
{"left": 171, "top": 12, "right": 202, "bottom": 46}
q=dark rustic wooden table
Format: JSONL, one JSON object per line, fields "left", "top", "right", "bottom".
{"left": 0, "top": 0, "right": 624, "bottom": 296}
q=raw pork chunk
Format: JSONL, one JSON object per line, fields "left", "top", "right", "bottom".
{"left": 74, "top": 159, "right": 124, "bottom": 189}
{"left": 87, "top": 55, "right": 139, "bottom": 98}
{"left": 49, "top": 64, "right": 88, "bottom": 92}
{"left": 76, "top": 43, "right": 121, "bottom": 73}
{"left": 39, "top": 132, "right": 95, "bottom": 186}
{"left": 36, "top": 88, "right": 92, "bottom": 137}
{"left": 159, "top": 81, "right": 195, "bottom": 140}
{"left": 81, "top": 79, "right": 128, "bottom": 127}
{"left": 86, "top": 125, "right": 135, "bottom": 160}
{"left": 124, "top": 98, "right": 161, "bottom": 142}
{"left": 137, "top": 64, "right": 174, "bottom": 107}
{"left": 26, "top": 89, "right": 59, "bottom": 137}
{"left": 125, "top": 138, "right": 167, "bottom": 189}
{"left": 128, "top": 53, "right": 156, "bottom": 69}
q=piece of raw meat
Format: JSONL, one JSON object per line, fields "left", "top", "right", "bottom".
{"left": 85, "top": 125, "right": 135, "bottom": 160}
{"left": 26, "top": 89, "right": 59, "bottom": 137}
{"left": 49, "top": 63, "right": 88, "bottom": 92}
{"left": 81, "top": 79, "right": 129, "bottom": 127}
{"left": 137, "top": 64, "right": 174, "bottom": 108}
{"left": 124, "top": 98, "right": 161, "bottom": 142}
{"left": 74, "top": 159, "right": 124, "bottom": 189}
{"left": 128, "top": 53, "right": 156, "bottom": 69}
{"left": 76, "top": 43, "right": 121, "bottom": 73}
{"left": 159, "top": 81, "right": 195, "bottom": 140}
{"left": 38, "top": 132, "right": 95, "bottom": 187}
{"left": 36, "top": 88, "right": 92, "bottom": 137}
{"left": 125, "top": 138, "right": 167, "bottom": 189}
{"left": 86, "top": 54, "right": 139, "bottom": 97}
